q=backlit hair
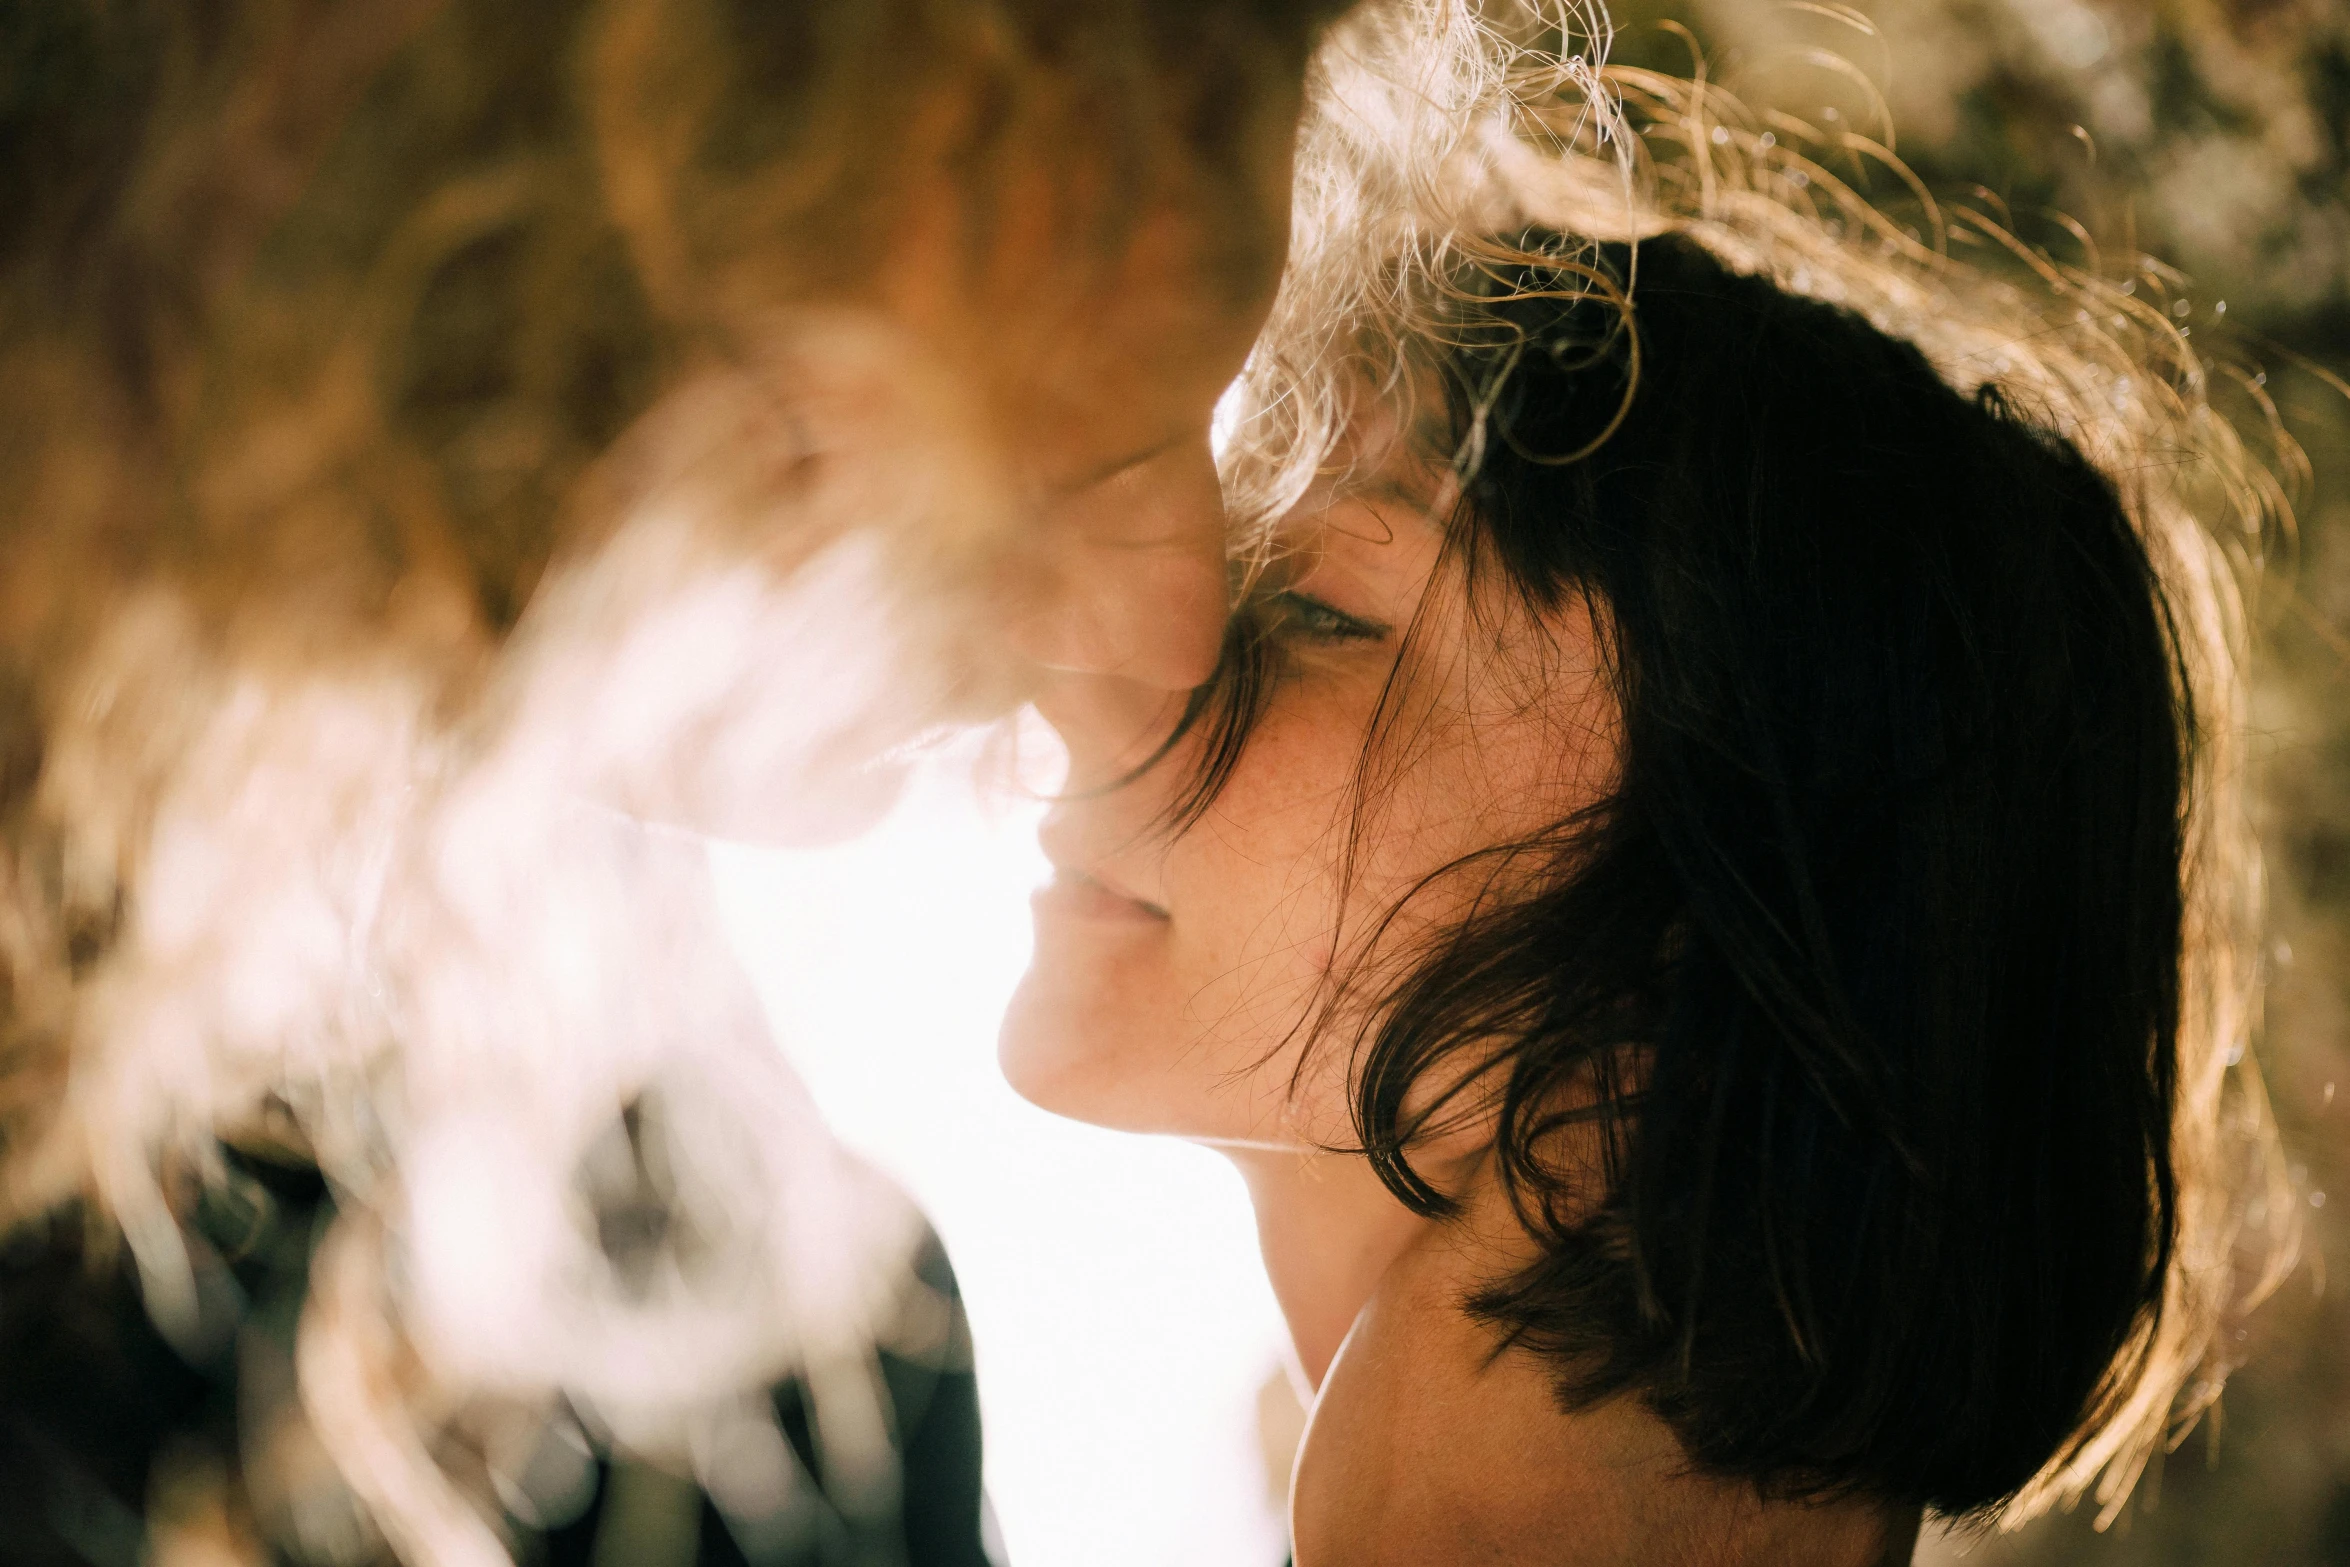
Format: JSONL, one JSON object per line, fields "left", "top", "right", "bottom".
{"left": 1206, "top": 0, "right": 2293, "bottom": 1531}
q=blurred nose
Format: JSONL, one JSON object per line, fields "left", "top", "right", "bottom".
{"left": 1030, "top": 668, "right": 1191, "bottom": 794}
{"left": 1012, "top": 440, "right": 1230, "bottom": 691}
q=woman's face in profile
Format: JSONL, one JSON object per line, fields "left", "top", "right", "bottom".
{"left": 1002, "top": 410, "right": 1620, "bottom": 1148}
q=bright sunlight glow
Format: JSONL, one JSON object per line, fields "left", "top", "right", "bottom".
{"left": 710, "top": 755, "right": 1294, "bottom": 1567}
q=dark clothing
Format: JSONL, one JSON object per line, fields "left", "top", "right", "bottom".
{"left": 0, "top": 1150, "right": 996, "bottom": 1567}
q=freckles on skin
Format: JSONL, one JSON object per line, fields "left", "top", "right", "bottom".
{"left": 1006, "top": 447, "right": 1619, "bottom": 1152}
{"left": 1020, "top": 506, "right": 1449, "bottom": 1142}
{"left": 1155, "top": 667, "right": 1385, "bottom": 1037}
{"left": 1002, "top": 549, "right": 1398, "bottom": 1143}
{"left": 1009, "top": 706, "right": 1363, "bottom": 1145}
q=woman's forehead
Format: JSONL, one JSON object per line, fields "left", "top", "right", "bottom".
{"left": 1275, "top": 485, "right": 1450, "bottom": 614}
{"left": 1285, "top": 397, "right": 1460, "bottom": 543}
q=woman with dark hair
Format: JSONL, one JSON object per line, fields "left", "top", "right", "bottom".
{"left": 1004, "top": 156, "right": 2286, "bottom": 1562}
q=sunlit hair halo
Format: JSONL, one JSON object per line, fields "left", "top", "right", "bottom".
{"left": 1197, "top": 0, "right": 2293, "bottom": 1534}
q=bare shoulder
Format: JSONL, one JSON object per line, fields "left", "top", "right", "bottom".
{"left": 1290, "top": 1181, "right": 1919, "bottom": 1567}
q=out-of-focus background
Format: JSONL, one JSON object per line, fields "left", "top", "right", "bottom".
{"left": 712, "top": 4, "right": 2350, "bottom": 1564}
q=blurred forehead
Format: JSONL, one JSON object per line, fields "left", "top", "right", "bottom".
{"left": 672, "top": 0, "right": 1322, "bottom": 298}
{"left": 907, "top": 98, "right": 1303, "bottom": 497}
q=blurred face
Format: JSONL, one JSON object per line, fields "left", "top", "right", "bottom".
{"left": 592, "top": 52, "right": 1306, "bottom": 844}
{"left": 1001, "top": 410, "right": 1621, "bottom": 1146}
{"left": 884, "top": 77, "right": 1308, "bottom": 695}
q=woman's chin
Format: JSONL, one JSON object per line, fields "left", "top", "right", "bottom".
{"left": 998, "top": 933, "right": 1328, "bottom": 1143}
{"left": 1000, "top": 883, "right": 1176, "bottom": 1125}
{"left": 998, "top": 966, "right": 1144, "bottom": 1128}
{"left": 997, "top": 963, "right": 1236, "bottom": 1138}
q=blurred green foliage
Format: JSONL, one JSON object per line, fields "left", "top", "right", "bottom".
{"left": 1596, "top": 1, "right": 2350, "bottom": 1559}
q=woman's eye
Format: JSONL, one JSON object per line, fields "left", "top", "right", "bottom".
{"left": 1272, "top": 590, "right": 1388, "bottom": 644}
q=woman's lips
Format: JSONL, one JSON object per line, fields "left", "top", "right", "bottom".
{"left": 1033, "top": 868, "right": 1171, "bottom": 923}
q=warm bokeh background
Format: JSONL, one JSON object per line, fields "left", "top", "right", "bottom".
{"left": 1588, "top": 0, "right": 2350, "bottom": 1559}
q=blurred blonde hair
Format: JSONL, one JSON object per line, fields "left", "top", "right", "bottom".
{"left": 1229, "top": 0, "right": 2295, "bottom": 1531}
{"left": 0, "top": 0, "right": 1340, "bottom": 1241}
{"left": 0, "top": 0, "right": 1336, "bottom": 1559}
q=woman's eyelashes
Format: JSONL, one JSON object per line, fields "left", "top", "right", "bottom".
{"left": 1272, "top": 589, "right": 1390, "bottom": 645}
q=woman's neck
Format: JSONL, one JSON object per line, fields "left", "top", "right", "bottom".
{"left": 1223, "top": 1146, "right": 1434, "bottom": 1389}
{"left": 1224, "top": 1145, "right": 1919, "bottom": 1567}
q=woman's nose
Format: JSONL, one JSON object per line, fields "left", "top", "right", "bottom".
{"left": 1010, "top": 440, "right": 1230, "bottom": 691}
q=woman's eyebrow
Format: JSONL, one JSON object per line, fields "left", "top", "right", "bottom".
{"left": 1358, "top": 478, "right": 1429, "bottom": 505}
{"left": 1355, "top": 475, "right": 1452, "bottom": 524}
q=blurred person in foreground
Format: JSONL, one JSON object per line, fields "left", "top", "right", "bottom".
{"left": 0, "top": 0, "right": 1351, "bottom": 1561}
{"left": 1005, "top": 13, "right": 2300, "bottom": 1565}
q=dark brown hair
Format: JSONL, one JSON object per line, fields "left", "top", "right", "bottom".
{"left": 1187, "top": 232, "right": 2193, "bottom": 1517}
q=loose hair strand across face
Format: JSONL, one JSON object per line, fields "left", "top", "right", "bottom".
{"left": 1204, "top": 11, "right": 2290, "bottom": 1527}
